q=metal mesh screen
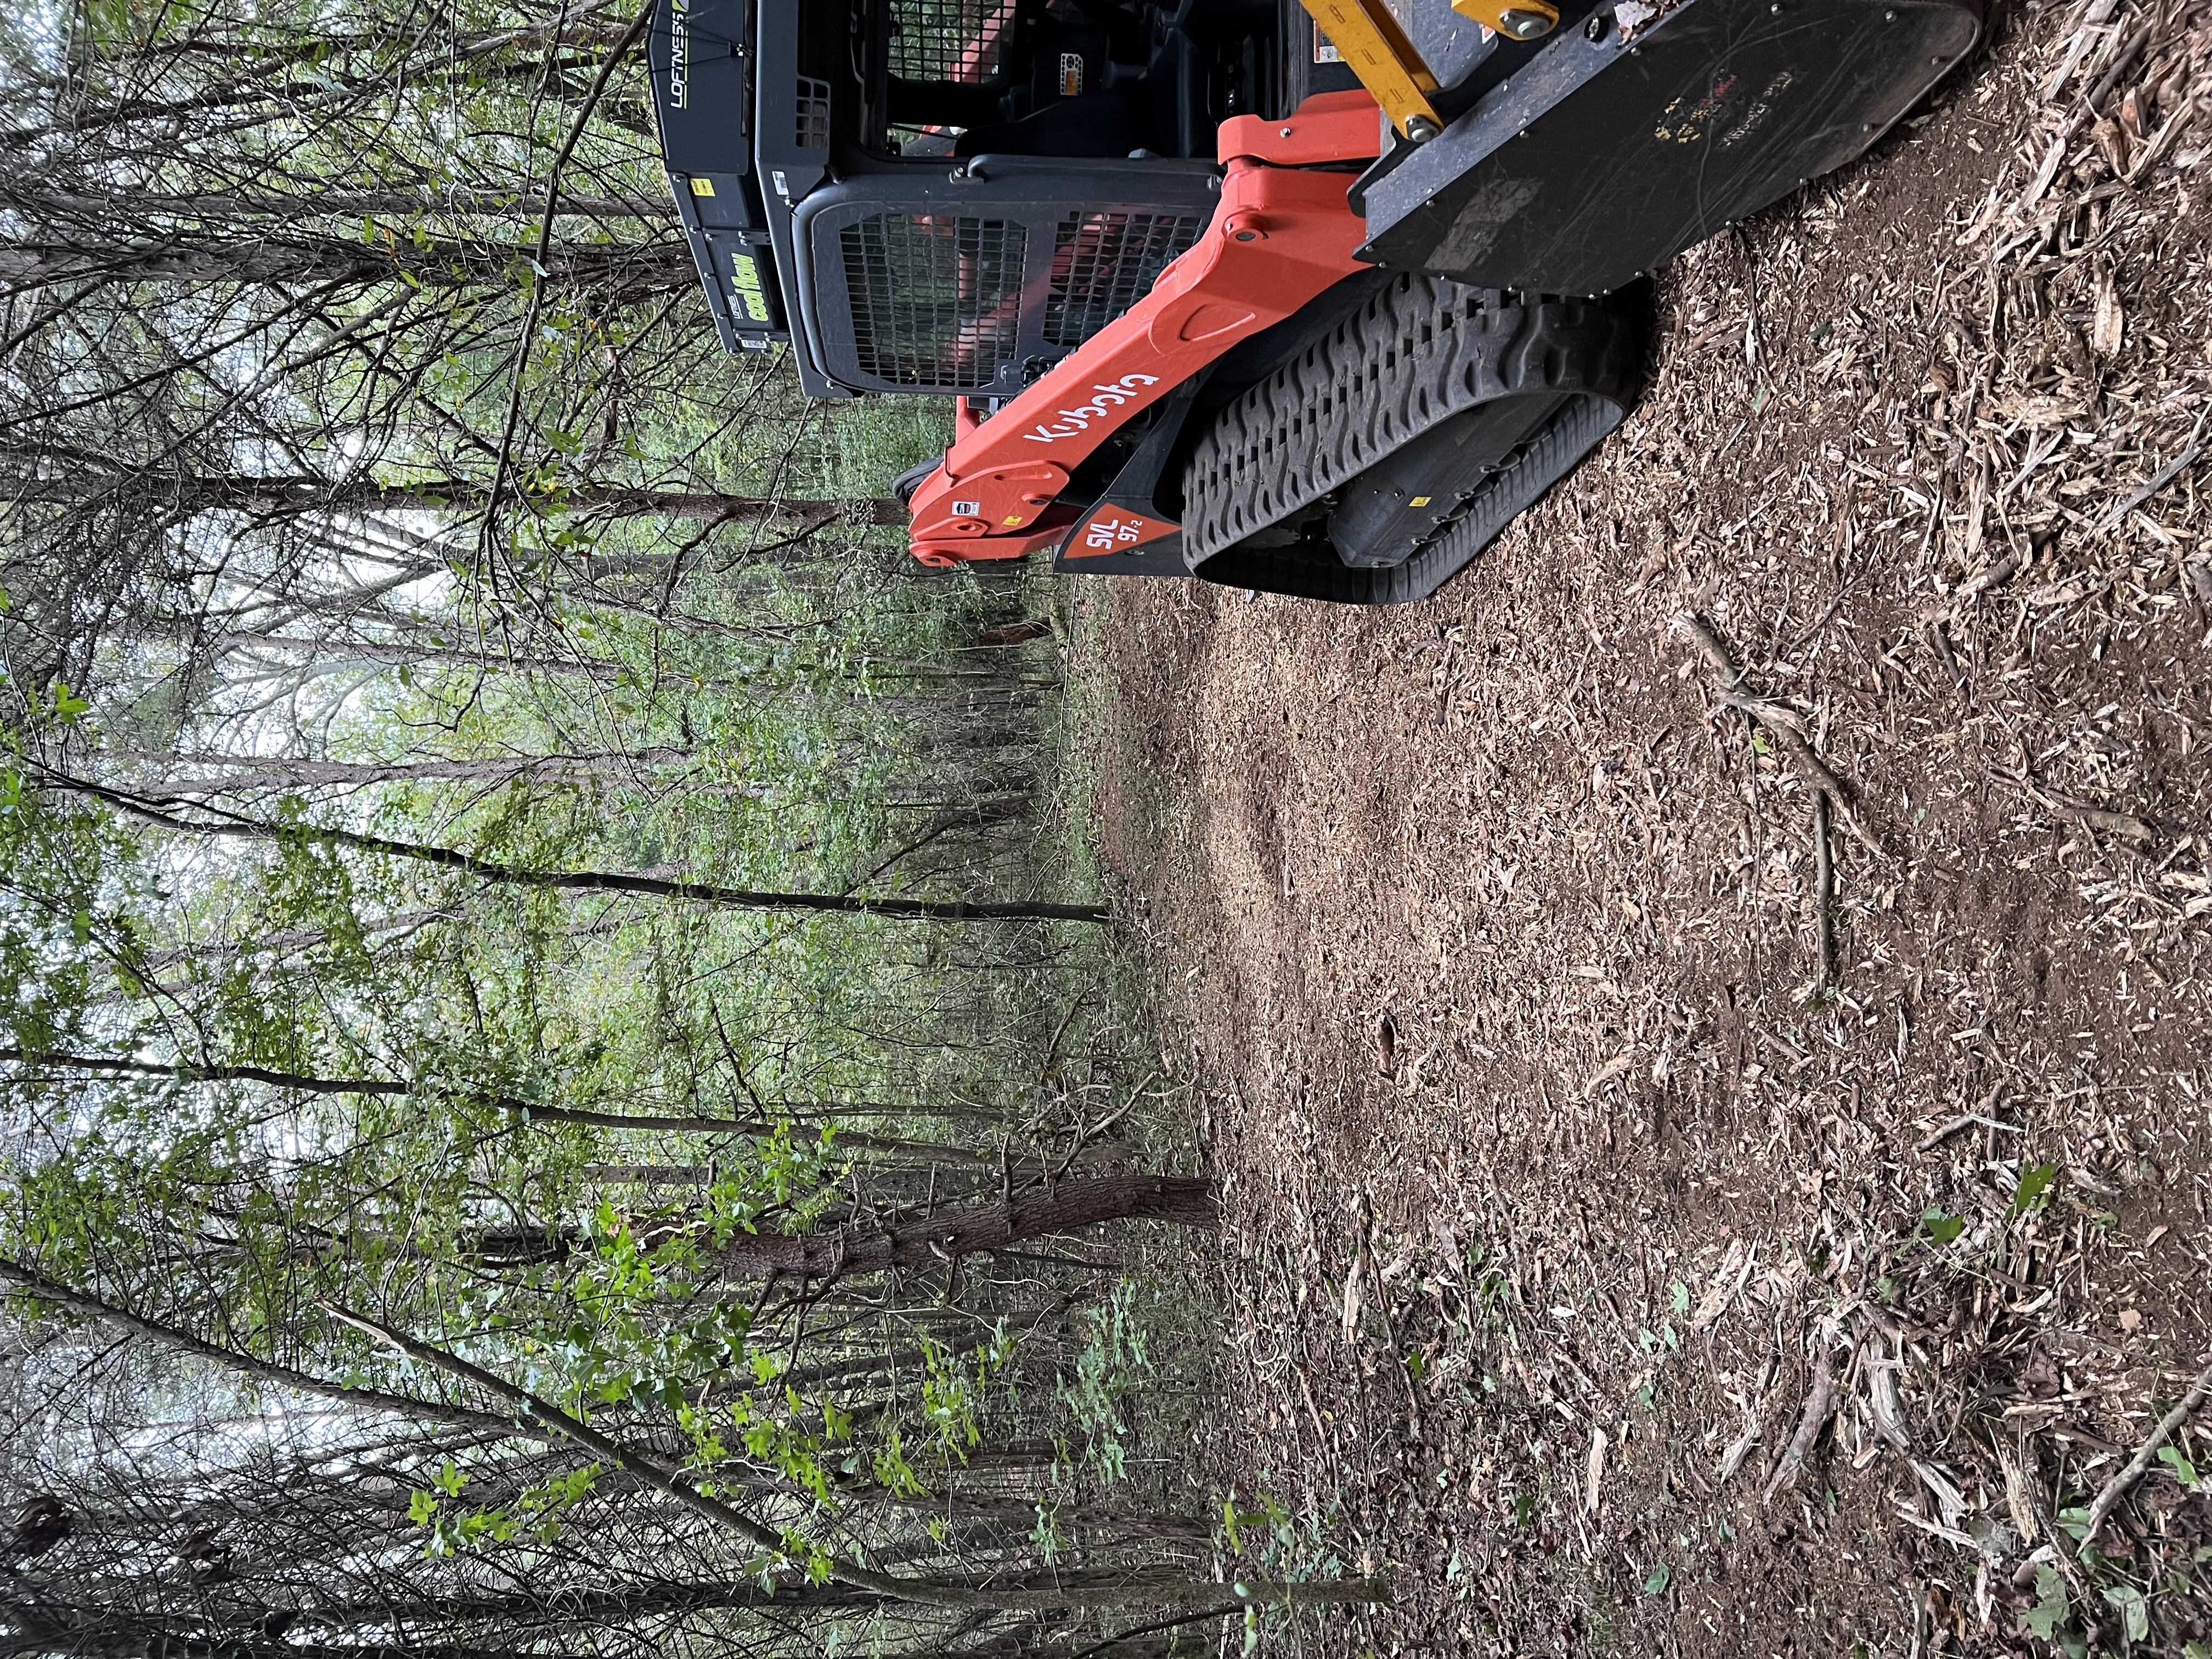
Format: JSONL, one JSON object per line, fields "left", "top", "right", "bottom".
{"left": 840, "top": 215, "right": 1026, "bottom": 389}
{"left": 1043, "top": 212, "right": 1207, "bottom": 349}
{"left": 796, "top": 77, "right": 830, "bottom": 147}
{"left": 884, "top": 0, "right": 1007, "bottom": 82}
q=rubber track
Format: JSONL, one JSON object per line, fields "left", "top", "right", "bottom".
{"left": 1190, "top": 391, "right": 1623, "bottom": 605}
{"left": 1182, "top": 275, "right": 1643, "bottom": 563}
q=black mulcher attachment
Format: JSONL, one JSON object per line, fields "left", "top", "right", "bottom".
{"left": 1358, "top": 0, "right": 1982, "bottom": 295}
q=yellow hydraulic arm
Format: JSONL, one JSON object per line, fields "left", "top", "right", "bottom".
{"left": 1297, "top": 0, "right": 1444, "bottom": 138}
{"left": 1295, "top": 0, "right": 1559, "bottom": 142}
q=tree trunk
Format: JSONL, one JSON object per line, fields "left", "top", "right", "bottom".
{"left": 93, "top": 1641, "right": 584, "bottom": 1659}
{"left": 0, "top": 1048, "right": 963, "bottom": 1122}
{"left": 972, "top": 617, "right": 1057, "bottom": 648}
{"left": 110, "top": 748, "right": 700, "bottom": 797}
{"left": 0, "top": 467, "right": 903, "bottom": 525}
{"left": 444, "top": 1172, "right": 1217, "bottom": 1276}
{"left": 132, "top": 909, "right": 455, "bottom": 973}
{"left": 193, "top": 631, "right": 626, "bottom": 680}
{"left": 263, "top": 1566, "right": 1219, "bottom": 1637}
{"left": 578, "top": 1163, "right": 710, "bottom": 1184}
{"left": 0, "top": 234, "right": 692, "bottom": 294}
{"left": 0, "top": 9, "right": 638, "bottom": 152}
{"left": 707, "top": 1174, "right": 1218, "bottom": 1283}
{"left": 47, "top": 772, "right": 1108, "bottom": 923}
{"left": 0, "top": 1254, "right": 521, "bottom": 1440}
{"left": 11, "top": 190, "right": 672, "bottom": 221}
{"left": 0, "top": 1050, "right": 1001, "bottom": 1165}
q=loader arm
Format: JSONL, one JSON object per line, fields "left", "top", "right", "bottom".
{"left": 903, "top": 92, "right": 1385, "bottom": 568}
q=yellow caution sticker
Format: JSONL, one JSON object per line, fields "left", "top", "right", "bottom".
{"left": 689, "top": 177, "right": 715, "bottom": 196}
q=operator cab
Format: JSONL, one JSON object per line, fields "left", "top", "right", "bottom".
{"left": 647, "top": 1, "right": 1368, "bottom": 400}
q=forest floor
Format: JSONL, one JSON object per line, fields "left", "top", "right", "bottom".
{"left": 1071, "top": 0, "right": 2212, "bottom": 1653}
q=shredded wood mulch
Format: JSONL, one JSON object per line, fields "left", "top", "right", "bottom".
{"left": 1075, "top": 0, "right": 2212, "bottom": 1651}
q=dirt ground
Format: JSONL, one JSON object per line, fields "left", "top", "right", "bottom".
{"left": 1074, "top": 0, "right": 2212, "bottom": 1652}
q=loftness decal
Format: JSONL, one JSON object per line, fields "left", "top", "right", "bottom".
{"left": 1020, "top": 375, "right": 1161, "bottom": 442}
{"left": 668, "top": 0, "right": 690, "bottom": 109}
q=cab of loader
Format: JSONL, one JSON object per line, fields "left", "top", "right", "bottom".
{"left": 647, "top": 1, "right": 1373, "bottom": 402}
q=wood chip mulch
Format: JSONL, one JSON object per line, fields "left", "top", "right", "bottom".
{"left": 1076, "top": 0, "right": 2212, "bottom": 1651}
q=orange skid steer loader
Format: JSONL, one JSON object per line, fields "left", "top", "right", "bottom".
{"left": 652, "top": 0, "right": 1976, "bottom": 603}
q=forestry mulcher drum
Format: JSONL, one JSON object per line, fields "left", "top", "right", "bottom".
{"left": 651, "top": 0, "right": 1978, "bottom": 604}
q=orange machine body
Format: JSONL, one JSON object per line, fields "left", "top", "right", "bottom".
{"left": 904, "top": 91, "right": 1385, "bottom": 568}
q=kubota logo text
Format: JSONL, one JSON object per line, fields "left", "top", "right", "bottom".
{"left": 1020, "top": 375, "right": 1160, "bottom": 442}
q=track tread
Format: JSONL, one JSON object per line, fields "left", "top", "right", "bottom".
{"left": 1182, "top": 275, "right": 1644, "bottom": 566}
{"left": 1191, "top": 392, "right": 1624, "bottom": 605}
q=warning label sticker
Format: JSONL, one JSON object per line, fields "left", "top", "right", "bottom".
{"left": 1065, "top": 504, "right": 1178, "bottom": 558}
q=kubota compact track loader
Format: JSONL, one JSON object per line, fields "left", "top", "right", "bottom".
{"left": 650, "top": 0, "right": 1977, "bottom": 603}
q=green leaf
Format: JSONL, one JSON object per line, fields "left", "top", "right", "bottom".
{"left": 1642, "top": 1562, "right": 1671, "bottom": 1595}
{"left": 2021, "top": 1564, "right": 2069, "bottom": 1640}
{"left": 2101, "top": 1583, "right": 2148, "bottom": 1644}
{"left": 2010, "top": 1162, "right": 2058, "bottom": 1218}
{"left": 1921, "top": 1206, "right": 1965, "bottom": 1245}
{"left": 1669, "top": 1280, "right": 1690, "bottom": 1314}
{"left": 2159, "top": 1445, "right": 2201, "bottom": 1487}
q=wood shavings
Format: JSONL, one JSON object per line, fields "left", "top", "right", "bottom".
{"left": 2078, "top": 1356, "right": 2212, "bottom": 1551}
{"left": 1073, "top": 0, "right": 2212, "bottom": 1646}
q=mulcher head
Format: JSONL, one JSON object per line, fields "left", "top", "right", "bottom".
{"left": 1356, "top": 0, "right": 1982, "bottom": 295}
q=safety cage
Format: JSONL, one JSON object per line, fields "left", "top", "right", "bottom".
{"left": 650, "top": 0, "right": 1346, "bottom": 396}
{"left": 794, "top": 179, "right": 1217, "bottom": 396}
